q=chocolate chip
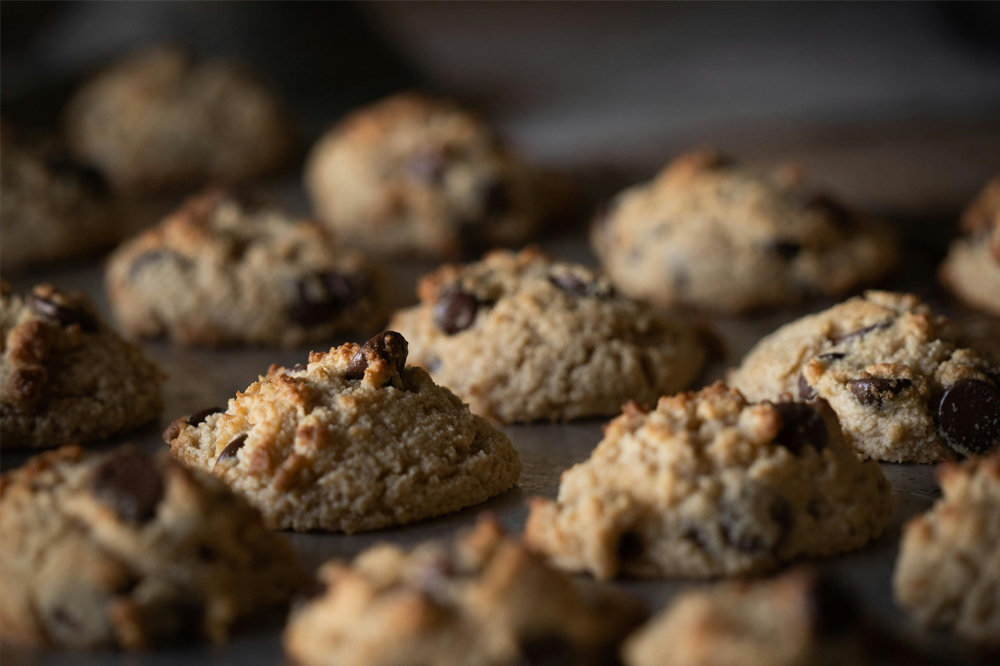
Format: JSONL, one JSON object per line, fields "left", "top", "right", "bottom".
{"left": 849, "top": 377, "right": 912, "bottom": 407}
{"left": 938, "top": 378, "right": 1000, "bottom": 456}
{"left": 616, "top": 531, "right": 644, "bottom": 563}
{"left": 27, "top": 294, "right": 98, "bottom": 332}
{"left": 769, "top": 239, "right": 802, "bottom": 260}
{"left": 720, "top": 494, "right": 792, "bottom": 553}
{"left": 90, "top": 449, "right": 164, "bottom": 524}
{"left": 798, "top": 374, "right": 816, "bottom": 400}
{"left": 816, "top": 353, "right": 846, "bottom": 362}
{"left": 433, "top": 288, "right": 479, "bottom": 334}
{"left": 406, "top": 150, "right": 447, "bottom": 183}
{"left": 290, "top": 363, "right": 308, "bottom": 373}
{"left": 773, "top": 402, "right": 828, "bottom": 455}
{"left": 288, "top": 271, "right": 360, "bottom": 327}
{"left": 215, "top": 434, "right": 247, "bottom": 466}
{"left": 806, "top": 574, "right": 857, "bottom": 637}
{"left": 682, "top": 525, "right": 711, "bottom": 550}
{"left": 548, "top": 272, "right": 591, "bottom": 295}
{"left": 345, "top": 331, "right": 409, "bottom": 381}
{"left": 832, "top": 322, "right": 891, "bottom": 345}
{"left": 45, "top": 155, "right": 109, "bottom": 198}
{"left": 516, "top": 634, "right": 577, "bottom": 666}
{"left": 188, "top": 406, "right": 224, "bottom": 427}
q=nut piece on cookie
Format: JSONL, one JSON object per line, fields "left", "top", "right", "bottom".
{"left": 65, "top": 45, "right": 294, "bottom": 193}
{"left": 105, "top": 188, "right": 385, "bottom": 347}
{"left": 591, "top": 148, "right": 897, "bottom": 313}
{"left": 166, "top": 331, "right": 521, "bottom": 532}
{"left": 625, "top": 568, "right": 918, "bottom": 666}
{"left": 0, "top": 445, "right": 304, "bottom": 649}
{"left": 283, "top": 514, "right": 646, "bottom": 666}
{"left": 893, "top": 452, "right": 1000, "bottom": 645}
{"left": 305, "top": 93, "right": 559, "bottom": 258}
{"left": 729, "top": 291, "right": 1000, "bottom": 463}
{"left": 524, "top": 383, "right": 892, "bottom": 580}
{"left": 940, "top": 177, "right": 1000, "bottom": 316}
{"left": 390, "top": 247, "right": 708, "bottom": 423}
{"left": 1, "top": 281, "right": 164, "bottom": 449}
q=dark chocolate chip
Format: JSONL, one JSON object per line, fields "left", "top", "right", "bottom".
{"left": 90, "top": 449, "right": 164, "bottom": 524}
{"left": 832, "top": 321, "right": 891, "bottom": 345}
{"left": 816, "top": 353, "right": 846, "bottom": 362}
{"left": 938, "top": 378, "right": 1000, "bottom": 456}
{"left": 773, "top": 402, "right": 828, "bottom": 455}
{"left": 406, "top": 150, "right": 447, "bottom": 183}
{"left": 798, "top": 374, "right": 817, "bottom": 400}
{"left": 769, "top": 239, "right": 802, "bottom": 260}
{"left": 188, "top": 406, "right": 224, "bottom": 427}
{"left": 433, "top": 288, "right": 479, "bottom": 335}
{"left": 807, "top": 574, "right": 858, "bottom": 637}
{"left": 616, "top": 531, "right": 644, "bottom": 563}
{"left": 345, "top": 331, "right": 409, "bottom": 381}
{"left": 45, "top": 155, "right": 109, "bottom": 198}
{"left": 215, "top": 434, "right": 247, "bottom": 466}
{"left": 287, "top": 271, "right": 360, "bottom": 327}
{"left": 27, "top": 294, "right": 98, "bottom": 332}
{"left": 516, "top": 634, "right": 577, "bottom": 666}
{"left": 291, "top": 363, "right": 308, "bottom": 373}
{"left": 848, "top": 377, "right": 912, "bottom": 407}
{"left": 720, "top": 494, "right": 792, "bottom": 554}
{"left": 548, "top": 272, "right": 591, "bottom": 296}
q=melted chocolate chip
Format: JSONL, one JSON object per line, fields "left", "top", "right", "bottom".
{"left": 45, "top": 155, "right": 109, "bottom": 198}
{"left": 288, "top": 271, "right": 361, "bottom": 327}
{"left": 215, "top": 434, "right": 247, "bottom": 466}
{"left": 832, "top": 321, "right": 891, "bottom": 345}
{"left": 816, "top": 353, "right": 846, "bottom": 362}
{"left": 798, "top": 374, "right": 816, "bottom": 400}
{"left": 433, "top": 288, "right": 479, "bottom": 334}
{"left": 548, "top": 272, "right": 591, "bottom": 296}
{"left": 290, "top": 363, "right": 308, "bottom": 373}
{"left": 938, "top": 378, "right": 1000, "bottom": 456}
{"left": 90, "top": 449, "right": 164, "bottom": 524}
{"left": 188, "top": 406, "right": 224, "bottom": 427}
{"left": 344, "top": 331, "right": 409, "bottom": 381}
{"left": 616, "top": 531, "right": 644, "bottom": 563}
{"left": 27, "top": 294, "right": 98, "bottom": 332}
{"left": 516, "top": 634, "right": 577, "bottom": 666}
{"left": 848, "top": 377, "right": 912, "bottom": 407}
{"left": 773, "top": 402, "right": 828, "bottom": 455}
{"left": 769, "top": 239, "right": 802, "bottom": 260}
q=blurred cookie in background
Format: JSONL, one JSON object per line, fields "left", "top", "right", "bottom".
{"left": 940, "top": 177, "right": 1000, "bottom": 317}
{"left": 64, "top": 45, "right": 295, "bottom": 194}
{"left": 591, "top": 148, "right": 897, "bottom": 314}
{"left": 305, "top": 93, "right": 564, "bottom": 258}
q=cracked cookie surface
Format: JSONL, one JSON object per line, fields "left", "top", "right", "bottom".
{"left": 167, "top": 332, "right": 521, "bottom": 532}
{"left": 1, "top": 282, "right": 163, "bottom": 449}
{"left": 390, "top": 247, "right": 707, "bottom": 423}
{"left": 106, "top": 188, "right": 385, "bottom": 347}
{"left": 940, "top": 177, "right": 1000, "bottom": 316}
{"left": 591, "top": 149, "right": 897, "bottom": 313}
{"left": 729, "top": 291, "right": 1000, "bottom": 462}
{"left": 524, "top": 383, "right": 892, "bottom": 580}
{"left": 0, "top": 445, "right": 303, "bottom": 649}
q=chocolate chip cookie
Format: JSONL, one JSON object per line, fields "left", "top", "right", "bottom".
{"left": 893, "top": 452, "right": 1000, "bottom": 645}
{"left": 305, "top": 93, "right": 554, "bottom": 257}
{"left": 729, "top": 291, "right": 1000, "bottom": 463}
{"left": 0, "top": 445, "right": 304, "bottom": 649}
{"left": 284, "top": 515, "right": 645, "bottom": 666}
{"left": 591, "top": 149, "right": 897, "bottom": 313}
{"left": 65, "top": 45, "right": 293, "bottom": 193}
{"left": 524, "top": 383, "right": 892, "bottom": 580}
{"left": 105, "top": 188, "right": 385, "bottom": 347}
{"left": 1, "top": 282, "right": 163, "bottom": 449}
{"left": 390, "top": 247, "right": 707, "bottom": 423}
{"left": 167, "top": 332, "right": 521, "bottom": 532}
{"left": 940, "top": 177, "right": 1000, "bottom": 317}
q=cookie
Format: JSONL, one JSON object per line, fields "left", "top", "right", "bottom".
{"left": 1, "top": 282, "right": 163, "bottom": 450}
{"left": 390, "top": 247, "right": 707, "bottom": 423}
{"left": 591, "top": 149, "right": 897, "bottom": 313}
{"left": 167, "top": 331, "right": 521, "bottom": 532}
{"left": 625, "top": 569, "right": 914, "bottom": 666}
{"left": 729, "top": 291, "right": 1000, "bottom": 463}
{"left": 106, "top": 188, "right": 385, "bottom": 347}
{"left": 0, "top": 445, "right": 304, "bottom": 649}
{"left": 893, "top": 452, "right": 1000, "bottom": 645}
{"left": 524, "top": 383, "right": 892, "bottom": 580}
{"left": 283, "top": 515, "right": 645, "bottom": 666}
{"left": 0, "top": 127, "right": 119, "bottom": 272}
{"left": 940, "top": 177, "right": 1000, "bottom": 316}
{"left": 65, "top": 45, "right": 293, "bottom": 193}
{"left": 305, "top": 93, "right": 553, "bottom": 257}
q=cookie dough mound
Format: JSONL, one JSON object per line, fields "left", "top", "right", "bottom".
{"left": 0, "top": 126, "right": 119, "bottom": 272}
{"left": 940, "top": 177, "right": 1000, "bottom": 316}
{"left": 625, "top": 569, "right": 911, "bottom": 666}
{"left": 390, "top": 247, "right": 707, "bottom": 423}
{"left": 591, "top": 149, "right": 897, "bottom": 313}
{"left": 167, "top": 332, "right": 521, "bottom": 532}
{"left": 284, "top": 515, "right": 645, "bottom": 666}
{"left": 106, "top": 188, "right": 385, "bottom": 347}
{"left": 893, "top": 452, "right": 1000, "bottom": 645}
{"left": 65, "top": 45, "right": 293, "bottom": 193}
{"left": 305, "top": 93, "right": 554, "bottom": 258}
{"left": 1, "top": 282, "right": 163, "bottom": 449}
{"left": 729, "top": 291, "right": 1000, "bottom": 463}
{"left": 0, "top": 445, "right": 304, "bottom": 649}
{"left": 524, "top": 383, "right": 892, "bottom": 580}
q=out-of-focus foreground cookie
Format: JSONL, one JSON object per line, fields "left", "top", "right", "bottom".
{"left": 591, "top": 149, "right": 897, "bottom": 313}
{"left": 105, "top": 188, "right": 385, "bottom": 347}
{"left": 940, "top": 177, "right": 1000, "bottom": 317}
{"left": 65, "top": 45, "right": 294, "bottom": 193}
{"left": 0, "top": 446, "right": 304, "bottom": 649}
{"left": 1, "top": 282, "right": 163, "bottom": 449}
{"left": 305, "top": 93, "right": 558, "bottom": 258}
{"left": 729, "top": 291, "right": 1000, "bottom": 463}
{"left": 283, "top": 515, "right": 646, "bottom": 666}
{"left": 167, "top": 332, "right": 521, "bottom": 532}
{"left": 525, "top": 383, "right": 892, "bottom": 580}
{"left": 391, "top": 247, "right": 708, "bottom": 423}
{"left": 893, "top": 451, "right": 1000, "bottom": 646}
